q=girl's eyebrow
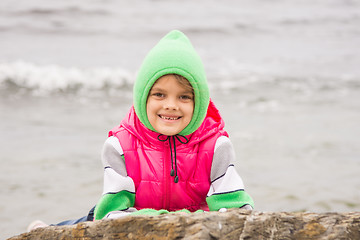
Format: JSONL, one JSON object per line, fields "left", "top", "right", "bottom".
{"left": 181, "top": 90, "right": 194, "bottom": 96}
{"left": 150, "top": 87, "right": 193, "bottom": 96}
{"left": 150, "top": 87, "right": 165, "bottom": 92}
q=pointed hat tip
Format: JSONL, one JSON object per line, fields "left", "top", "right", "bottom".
{"left": 164, "top": 30, "right": 187, "bottom": 40}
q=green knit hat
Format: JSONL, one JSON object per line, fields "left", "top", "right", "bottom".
{"left": 133, "top": 30, "right": 209, "bottom": 136}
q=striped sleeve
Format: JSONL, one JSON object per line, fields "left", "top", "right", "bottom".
{"left": 94, "top": 136, "right": 136, "bottom": 220}
{"left": 206, "top": 136, "right": 254, "bottom": 211}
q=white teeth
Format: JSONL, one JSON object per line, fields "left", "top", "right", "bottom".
{"left": 160, "top": 115, "right": 180, "bottom": 120}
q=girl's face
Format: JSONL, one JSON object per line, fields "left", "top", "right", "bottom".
{"left": 147, "top": 75, "right": 194, "bottom": 136}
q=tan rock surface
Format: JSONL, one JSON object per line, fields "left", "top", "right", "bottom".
{"left": 8, "top": 210, "right": 360, "bottom": 240}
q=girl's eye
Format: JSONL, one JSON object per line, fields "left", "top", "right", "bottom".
{"left": 180, "top": 95, "right": 193, "bottom": 100}
{"left": 152, "top": 92, "right": 164, "bottom": 98}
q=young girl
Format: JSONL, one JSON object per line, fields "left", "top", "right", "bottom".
{"left": 28, "top": 30, "right": 253, "bottom": 230}
{"left": 93, "top": 30, "right": 254, "bottom": 220}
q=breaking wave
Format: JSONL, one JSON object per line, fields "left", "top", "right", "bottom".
{"left": 0, "top": 61, "right": 134, "bottom": 96}
{"left": 1, "top": 61, "right": 359, "bottom": 98}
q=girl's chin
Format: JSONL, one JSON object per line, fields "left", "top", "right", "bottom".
{"left": 155, "top": 125, "right": 184, "bottom": 136}
{"left": 157, "top": 129, "right": 180, "bottom": 136}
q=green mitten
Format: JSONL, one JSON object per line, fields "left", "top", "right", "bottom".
{"left": 130, "top": 208, "right": 169, "bottom": 216}
{"left": 130, "top": 208, "right": 205, "bottom": 216}
{"left": 174, "top": 209, "right": 191, "bottom": 214}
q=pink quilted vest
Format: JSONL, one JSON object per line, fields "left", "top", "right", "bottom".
{"left": 109, "top": 100, "right": 228, "bottom": 211}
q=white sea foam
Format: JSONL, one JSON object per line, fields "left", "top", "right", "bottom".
{"left": 0, "top": 61, "right": 134, "bottom": 95}
{"left": 1, "top": 61, "right": 359, "bottom": 97}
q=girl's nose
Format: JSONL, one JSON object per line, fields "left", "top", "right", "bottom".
{"left": 164, "top": 98, "right": 179, "bottom": 110}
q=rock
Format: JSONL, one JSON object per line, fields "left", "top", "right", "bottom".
{"left": 8, "top": 210, "right": 360, "bottom": 240}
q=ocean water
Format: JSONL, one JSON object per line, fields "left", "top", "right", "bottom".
{"left": 1, "top": 0, "right": 360, "bottom": 238}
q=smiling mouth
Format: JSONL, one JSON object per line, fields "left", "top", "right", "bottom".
{"left": 159, "top": 115, "right": 181, "bottom": 121}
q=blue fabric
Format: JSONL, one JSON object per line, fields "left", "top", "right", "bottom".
{"left": 52, "top": 206, "right": 95, "bottom": 226}
{"left": 54, "top": 216, "right": 88, "bottom": 226}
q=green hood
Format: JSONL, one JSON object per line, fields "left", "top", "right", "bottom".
{"left": 133, "top": 30, "right": 209, "bottom": 136}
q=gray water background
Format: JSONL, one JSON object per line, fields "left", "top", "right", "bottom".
{"left": 1, "top": 0, "right": 360, "bottom": 238}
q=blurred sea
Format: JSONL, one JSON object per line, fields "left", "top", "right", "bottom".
{"left": 1, "top": 0, "right": 360, "bottom": 238}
